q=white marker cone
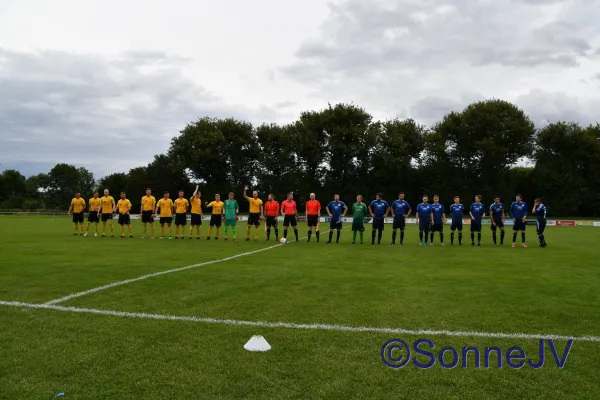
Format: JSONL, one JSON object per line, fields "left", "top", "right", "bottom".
{"left": 244, "top": 335, "right": 271, "bottom": 352}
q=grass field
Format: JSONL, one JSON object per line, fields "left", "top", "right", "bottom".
{"left": 1, "top": 216, "right": 600, "bottom": 399}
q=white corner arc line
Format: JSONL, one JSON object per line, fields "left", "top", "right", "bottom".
{"left": 1, "top": 300, "right": 599, "bottom": 342}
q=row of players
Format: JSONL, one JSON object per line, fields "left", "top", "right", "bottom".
{"left": 68, "top": 187, "right": 549, "bottom": 247}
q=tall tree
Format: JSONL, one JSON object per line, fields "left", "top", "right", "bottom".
{"left": 47, "top": 164, "right": 81, "bottom": 208}
{"left": 98, "top": 173, "right": 129, "bottom": 196}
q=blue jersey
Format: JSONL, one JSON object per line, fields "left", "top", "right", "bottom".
{"left": 327, "top": 201, "right": 346, "bottom": 219}
{"left": 490, "top": 203, "right": 504, "bottom": 221}
{"left": 370, "top": 200, "right": 389, "bottom": 218}
{"left": 450, "top": 203, "right": 464, "bottom": 223}
{"left": 535, "top": 203, "right": 547, "bottom": 221}
{"left": 391, "top": 200, "right": 411, "bottom": 216}
{"left": 431, "top": 203, "right": 445, "bottom": 224}
{"left": 510, "top": 201, "right": 528, "bottom": 220}
{"left": 417, "top": 203, "right": 432, "bottom": 221}
{"left": 470, "top": 203, "right": 485, "bottom": 222}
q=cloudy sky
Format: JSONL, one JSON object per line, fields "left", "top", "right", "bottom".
{"left": 1, "top": 0, "right": 599, "bottom": 178}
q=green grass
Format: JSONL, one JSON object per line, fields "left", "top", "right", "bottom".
{"left": 1, "top": 216, "right": 600, "bottom": 399}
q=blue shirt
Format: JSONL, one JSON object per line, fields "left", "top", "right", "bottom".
{"left": 327, "top": 201, "right": 346, "bottom": 219}
{"left": 470, "top": 203, "right": 485, "bottom": 222}
{"left": 417, "top": 203, "right": 432, "bottom": 221}
{"left": 535, "top": 204, "right": 547, "bottom": 221}
{"left": 431, "top": 203, "right": 445, "bottom": 224}
{"left": 370, "top": 200, "right": 389, "bottom": 218}
{"left": 391, "top": 200, "right": 411, "bottom": 216}
{"left": 510, "top": 201, "right": 528, "bottom": 219}
{"left": 450, "top": 203, "right": 464, "bottom": 223}
{"left": 490, "top": 203, "right": 504, "bottom": 221}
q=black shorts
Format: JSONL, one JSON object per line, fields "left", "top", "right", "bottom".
{"left": 352, "top": 219, "right": 365, "bottom": 232}
{"left": 118, "top": 213, "right": 131, "bottom": 225}
{"left": 513, "top": 219, "right": 526, "bottom": 231}
{"left": 536, "top": 220, "right": 546, "bottom": 234}
{"left": 159, "top": 216, "right": 173, "bottom": 225}
{"left": 330, "top": 218, "right": 342, "bottom": 230}
{"left": 191, "top": 213, "right": 202, "bottom": 226}
{"left": 450, "top": 221, "right": 463, "bottom": 231}
{"left": 101, "top": 213, "right": 113, "bottom": 222}
{"left": 72, "top": 212, "right": 84, "bottom": 224}
{"left": 248, "top": 213, "right": 260, "bottom": 226}
{"left": 393, "top": 215, "right": 406, "bottom": 230}
{"left": 419, "top": 221, "right": 430, "bottom": 231}
{"left": 210, "top": 214, "right": 222, "bottom": 227}
{"left": 431, "top": 223, "right": 443, "bottom": 232}
{"left": 175, "top": 213, "right": 187, "bottom": 226}
{"left": 283, "top": 215, "right": 297, "bottom": 227}
{"left": 141, "top": 210, "right": 154, "bottom": 223}
{"left": 470, "top": 221, "right": 482, "bottom": 232}
{"left": 491, "top": 219, "right": 504, "bottom": 230}
{"left": 372, "top": 217, "right": 384, "bottom": 230}
{"left": 307, "top": 215, "right": 319, "bottom": 227}
{"left": 87, "top": 211, "right": 99, "bottom": 223}
{"left": 266, "top": 216, "right": 278, "bottom": 227}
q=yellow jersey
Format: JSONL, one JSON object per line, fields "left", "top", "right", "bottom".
{"left": 89, "top": 197, "right": 101, "bottom": 212}
{"left": 71, "top": 197, "right": 86, "bottom": 213}
{"left": 190, "top": 196, "right": 202, "bottom": 215}
{"left": 207, "top": 201, "right": 224, "bottom": 215}
{"left": 174, "top": 198, "right": 189, "bottom": 214}
{"left": 117, "top": 199, "right": 132, "bottom": 214}
{"left": 100, "top": 196, "right": 115, "bottom": 214}
{"left": 141, "top": 195, "right": 156, "bottom": 211}
{"left": 157, "top": 198, "right": 174, "bottom": 217}
{"left": 247, "top": 197, "right": 263, "bottom": 214}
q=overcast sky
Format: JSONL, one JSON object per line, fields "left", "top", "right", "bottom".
{"left": 1, "top": 0, "right": 599, "bottom": 178}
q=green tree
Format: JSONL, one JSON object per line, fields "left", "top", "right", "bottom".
{"left": 98, "top": 173, "right": 129, "bottom": 196}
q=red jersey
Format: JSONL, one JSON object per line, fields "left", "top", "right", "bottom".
{"left": 281, "top": 200, "right": 297, "bottom": 215}
{"left": 305, "top": 200, "right": 321, "bottom": 215}
{"left": 265, "top": 200, "right": 280, "bottom": 216}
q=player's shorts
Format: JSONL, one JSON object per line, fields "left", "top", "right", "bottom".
{"left": 513, "top": 219, "right": 526, "bottom": 231}
{"left": 210, "top": 214, "right": 222, "bottom": 227}
{"left": 491, "top": 219, "right": 504, "bottom": 230}
{"left": 536, "top": 220, "right": 546, "bottom": 234}
{"left": 72, "top": 212, "right": 84, "bottom": 224}
{"left": 175, "top": 213, "right": 187, "bottom": 226}
{"left": 431, "top": 223, "right": 443, "bottom": 232}
{"left": 248, "top": 213, "right": 260, "bottom": 226}
{"left": 266, "top": 215, "right": 278, "bottom": 227}
{"left": 118, "top": 213, "right": 131, "bottom": 225}
{"left": 159, "top": 216, "right": 173, "bottom": 225}
{"left": 329, "top": 218, "right": 342, "bottom": 230}
{"left": 419, "top": 220, "right": 430, "bottom": 231}
{"left": 470, "top": 221, "right": 482, "bottom": 232}
{"left": 190, "top": 213, "right": 202, "bottom": 226}
{"left": 351, "top": 219, "right": 365, "bottom": 232}
{"left": 101, "top": 213, "right": 113, "bottom": 222}
{"left": 372, "top": 217, "right": 384, "bottom": 230}
{"left": 393, "top": 215, "right": 406, "bottom": 229}
{"left": 450, "top": 221, "right": 463, "bottom": 231}
{"left": 87, "top": 211, "right": 99, "bottom": 223}
{"left": 141, "top": 210, "right": 154, "bottom": 223}
{"left": 283, "top": 215, "right": 297, "bottom": 227}
{"left": 307, "top": 215, "right": 319, "bottom": 227}
{"left": 225, "top": 218, "right": 236, "bottom": 227}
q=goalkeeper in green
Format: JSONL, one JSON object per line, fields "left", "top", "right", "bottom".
{"left": 351, "top": 195, "right": 368, "bottom": 244}
{"left": 223, "top": 192, "right": 239, "bottom": 241}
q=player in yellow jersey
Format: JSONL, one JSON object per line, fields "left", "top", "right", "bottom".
{"left": 174, "top": 190, "right": 190, "bottom": 239}
{"left": 100, "top": 189, "right": 116, "bottom": 238}
{"left": 189, "top": 185, "right": 202, "bottom": 240}
{"left": 205, "top": 194, "right": 224, "bottom": 240}
{"left": 85, "top": 191, "right": 101, "bottom": 236}
{"left": 115, "top": 192, "right": 134, "bottom": 238}
{"left": 155, "top": 191, "right": 175, "bottom": 239}
{"left": 140, "top": 188, "right": 156, "bottom": 239}
{"left": 243, "top": 185, "right": 264, "bottom": 241}
{"left": 67, "top": 192, "right": 86, "bottom": 236}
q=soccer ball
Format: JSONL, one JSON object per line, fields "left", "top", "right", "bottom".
{"left": 280, "top": 238, "right": 287, "bottom": 244}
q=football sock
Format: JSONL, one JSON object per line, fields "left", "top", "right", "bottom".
{"left": 440, "top": 232, "right": 444, "bottom": 244}
{"left": 372, "top": 230, "right": 376, "bottom": 244}
{"left": 224, "top": 226, "right": 229, "bottom": 237}
{"left": 294, "top": 230, "right": 298, "bottom": 241}
{"left": 471, "top": 232, "right": 475, "bottom": 244}
{"left": 458, "top": 232, "right": 462, "bottom": 244}
{"left": 492, "top": 232, "right": 497, "bottom": 244}
{"left": 215, "top": 227, "right": 220, "bottom": 237}
{"left": 451, "top": 232, "right": 454, "bottom": 244}
{"left": 267, "top": 228, "right": 271, "bottom": 239}
{"left": 232, "top": 226, "right": 237, "bottom": 239}
{"left": 352, "top": 231, "right": 357, "bottom": 242}
{"left": 208, "top": 227, "right": 212, "bottom": 236}
{"left": 308, "top": 230, "right": 312, "bottom": 241}
{"left": 274, "top": 228, "right": 279, "bottom": 240}
{"left": 477, "top": 233, "right": 481, "bottom": 244}
{"left": 359, "top": 231, "right": 364, "bottom": 243}
{"left": 329, "top": 231, "right": 333, "bottom": 242}
{"left": 336, "top": 229, "right": 341, "bottom": 243}
{"left": 246, "top": 226, "right": 250, "bottom": 238}
{"left": 392, "top": 231, "right": 397, "bottom": 244}
{"left": 316, "top": 231, "right": 320, "bottom": 241}
{"left": 430, "top": 232, "right": 434, "bottom": 243}
{"left": 521, "top": 232, "right": 526, "bottom": 243}
{"left": 419, "top": 230, "right": 423, "bottom": 241}
{"left": 500, "top": 231, "right": 505, "bottom": 244}
{"left": 423, "top": 230, "right": 429, "bottom": 244}
{"left": 254, "top": 226, "right": 259, "bottom": 240}
{"left": 400, "top": 230, "right": 404, "bottom": 244}
{"left": 513, "top": 232, "right": 517, "bottom": 243}
{"left": 377, "top": 229, "right": 382, "bottom": 244}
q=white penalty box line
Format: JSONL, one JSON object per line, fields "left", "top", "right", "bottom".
{"left": 2, "top": 300, "right": 600, "bottom": 342}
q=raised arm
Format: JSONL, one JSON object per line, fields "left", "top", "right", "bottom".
{"left": 243, "top": 185, "right": 250, "bottom": 200}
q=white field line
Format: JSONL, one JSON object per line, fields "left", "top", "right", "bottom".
{"left": 1, "top": 300, "right": 599, "bottom": 342}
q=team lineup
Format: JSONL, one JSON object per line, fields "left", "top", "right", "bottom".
{"left": 67, "top": 187, "right": 549, "bottom": 248}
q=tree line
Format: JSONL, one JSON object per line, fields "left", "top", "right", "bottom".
{"left": 1, "top": 99, "right": 599, "bottom": 216}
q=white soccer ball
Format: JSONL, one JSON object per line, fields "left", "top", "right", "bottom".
{"left": 280, "top": 238, "right": 287, "bottom": 244}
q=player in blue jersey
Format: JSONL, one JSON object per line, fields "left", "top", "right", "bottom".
{"left": 430, "top": 195, "right": 446, "bottom": 245}
{"left": 510, "top": 194, "right": 528, "bottom": 248}
{"left": 416, "top": 195, "right": 433, "bottom": 246}
{"left": 326, "top": 194, "right": 348, "bottom": 244}
{"left": 449, "top": 196, "right": 465, "bottom": 245}
{"left": 390, "top": 192, "right": 411, "bottom": 245}
{"left": 532, "top": 198, "right": 547, "bottom": 248}
{"left": 369, "top": 193, "right": 389, "bottom": 245}
{"left": 469, "top": 195, "right": 485, "bottom": 246}
{"left": 489, "top": 196, "right": 505, "bottom": 246}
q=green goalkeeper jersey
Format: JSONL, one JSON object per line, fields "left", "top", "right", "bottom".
{"left": 352, "top": 202, "right": 368, "bottom": 220}
{"left": 224, "top": 199, "right": 239, "bottom": 219}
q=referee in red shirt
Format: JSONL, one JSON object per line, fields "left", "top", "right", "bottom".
{"left": 281, "top": 192, "right": 299, "bottom": 242}
{"left": 264, "top": 194, "right": 280, "bottom": 241}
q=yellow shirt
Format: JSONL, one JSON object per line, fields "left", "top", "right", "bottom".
{"left": 100, "top": 196, "right": 115, "bottom": 214}
{"left": 207, "top": 201, "right": 224, "bottom": 215}
{"left": 89, "top": 197, "right": 101, "bottom": 212}
{"left": 157, "top": 198, "right": 174, "bottom": 217}
{"left": 141, "top": 195, "right": 156, "bottom": 211}
{"left": 117, "top": 199, "right": 132, "bottom": 214}
{"left": 71, "top": 198, "right": 86, "bottom": 213}
{"left": 247, "top": 197, "right": 263, "bottom": 214}
{"left": 190, "top": 197, "right": 202, "bottom": 215}
{"left": 174, "top": 198, "right": 189, "bottom": 214}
